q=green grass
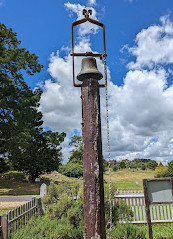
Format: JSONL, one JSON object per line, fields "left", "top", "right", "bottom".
{"left": 0, "top": 169, "right": 154, "bottom": 196}
{"left": 140, "top": 224, "right": 173, "bottom": 239}
{"left": 0, "top": 207, "right": 16, "bottom": 216}
{"left": 0, "top": 171, "right": 81, "bottom": 196}
{"left": 104, "top": 168, "right": 155, "bottom": 190}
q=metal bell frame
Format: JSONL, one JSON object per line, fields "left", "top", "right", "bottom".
{"left": 71, "top": 9, "right": 107, "bottom": 87}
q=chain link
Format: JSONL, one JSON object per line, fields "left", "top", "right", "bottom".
{"left": 104, "top": 57, "right": 113, "bottom": 239}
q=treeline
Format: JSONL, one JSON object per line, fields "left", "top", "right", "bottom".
{"left": 111, "top": 158, "right": 158, "bottom": 171}
{"left": 58, "top": 134, "right": 159, "bottom": 179}
{"left": 0, "top": 23, "right": 66, "bottom": 180}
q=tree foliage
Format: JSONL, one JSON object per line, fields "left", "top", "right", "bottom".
{"left": 69, "top": 135, "right": 82, "bottom": 164}
{"left": 0, "top": 23, "right": 66, "bottom": 180}
{"left": 154, "top": 165, "right": 168, "bottom": 178}
{"left": 59, "top": 163, "right": 83, "bottom": 179}
{"left": 0, "top": 22, "right": 43, "bottom": 156}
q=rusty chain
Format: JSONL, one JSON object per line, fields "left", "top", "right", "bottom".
{"left": 104, "top": 57, "right": 113, "bottom": 239}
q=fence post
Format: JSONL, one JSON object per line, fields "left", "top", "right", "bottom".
{"left": 36, "top": 197, "right": 42, "bottom": 216}
{"left": 1, "top": 213, "right": 8, "bottom": 239}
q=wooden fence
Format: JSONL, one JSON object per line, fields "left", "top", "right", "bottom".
{"left": 0, "top": 197, "right": 42, "bottom": 239}
{"left": 115, "top": 190, "right": 173, "bottom": 224}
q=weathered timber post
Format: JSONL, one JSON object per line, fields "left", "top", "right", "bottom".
{"left": 77, "top": 57, "right": 106, "bottom": 239}
{"left": 35, "top": 197, "right": 43, "bottom": 216}
{"left": 1, "top": 213, "right": 8, "bottom": 239}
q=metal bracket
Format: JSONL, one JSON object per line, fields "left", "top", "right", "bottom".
{"left": 71, "top": 9, "right": 107, "bottom": 87}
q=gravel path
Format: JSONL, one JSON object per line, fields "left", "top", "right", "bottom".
{"left": 0, "top": 196, "right": 38, "bottom": 202}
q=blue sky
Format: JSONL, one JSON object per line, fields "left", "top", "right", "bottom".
{"left": 2, "top": 0, "right": 173, "bottom": 164}
{"left": 2, "top": 0, "right": 173, "bottom": 87}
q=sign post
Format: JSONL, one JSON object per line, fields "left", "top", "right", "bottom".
{"left": 143, "top": 178, "right": 173, "bottom": 239}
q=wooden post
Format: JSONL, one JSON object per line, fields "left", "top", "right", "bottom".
{"left": 1, "top": 213, "right": 8, "bottom": 239}
{"left": 143, "top": 179, "right": 153, "bottom": 239}
{"left": 35, "top": 197, "right": 42, "bottom": 216}
{"left": 78, "top": 57, "right": 106, "bottom": 239}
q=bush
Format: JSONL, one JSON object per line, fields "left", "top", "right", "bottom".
{"left": 104, "top": 183, "right": 133, "bottom": 227}
{"left": 154, "top": 165, "right": 168, "bottom": 178}
{"left": 141, "top": 163, "right": 146, "bottom": 170}
{"left": 12, "top": 181, "right": 136, "bottom": 239}
{"left": 59, "top": 163, "right": 83, "bottom": 178}
{"left": 12, "top": 214, "right": 83, "bottom": 239}
{"left": 113, "top": 164, "right": 118, "bottom": 171}
{"left": 111, "top": 223, "right": 146, "bottom": 239}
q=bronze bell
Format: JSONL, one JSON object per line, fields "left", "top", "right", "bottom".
{"left": 77, "top": 57, "right": 103, "bottom": 81}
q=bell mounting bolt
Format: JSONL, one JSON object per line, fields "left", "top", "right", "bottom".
{"left": 83, "top": 9, "right": 92, "bottom": 18}
{"left": 71, "top": 9, "right": 107, "bottom": 88}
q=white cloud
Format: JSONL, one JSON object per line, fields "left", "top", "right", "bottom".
{"left": 88, "top": 0, "right": 96, "bottom": 6}
{"left": 127, "top": 16, "right": 173, "bottom": 70}
{"left": 64, "top": 2, "right": 99, "bottom": 35}
{"left": 39, "top": 7, "right": 173, "bottom": 164}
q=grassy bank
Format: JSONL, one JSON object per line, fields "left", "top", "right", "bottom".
{"left": 0, "top": 171, "right": 43, "bottom": 196}
{"left": 0, "top": 169, "right": 155, "bottom": 196}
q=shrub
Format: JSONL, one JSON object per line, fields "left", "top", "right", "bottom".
{"left": 141, "top": 163, "right": 146, "bottom": 170}
{"left": 111, "top": 223, "right": 146, "bottom": 239}
{"left": 113, "top": 164, "right": 118, "bottom": 171}
{"left": 59, "top": 163, "right": 83, "bottom": 178}
{"left": 154, "top": 165, "right": 168, "bottom": 178}
{"left": 104, "top": 183, "right": 133, "bottom": 227}
{"left": 12, "top": 181, "right": 136, "bottom": 239}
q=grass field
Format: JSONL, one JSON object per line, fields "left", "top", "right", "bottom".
{"left": 0, "top": 169, "right": 154, "bottom": 196}
{"left": 104, "top": 168, "right": 155, "bottom": 190}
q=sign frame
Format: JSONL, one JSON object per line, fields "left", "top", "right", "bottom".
{"left": 143, "top": 178, "right": 173, "bottom": 239}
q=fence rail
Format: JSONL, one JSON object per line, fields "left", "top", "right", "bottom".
{"left": 0, "top": 197, "right": 42, "bottom": 239}
{"left": 115, "top": 190, "right": 173, "bottom": 224}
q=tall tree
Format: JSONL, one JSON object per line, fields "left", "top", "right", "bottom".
{"left": 0, "top": 22, "right": 43, "bottom": 156}
{"left": 69, "top": 135, "right": 82, "bottom": 164}
{"left": 0, "top": 23, "right": 66, "bottom": 180}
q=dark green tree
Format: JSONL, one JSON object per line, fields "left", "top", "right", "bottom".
{"left": 147, "top": 160, "right": 158, "bottom": 170}
{"left": 119, "top": 161, "right": 126, "bottom": 169}
{"left": 0, "top": 23, "right": 66, "bottom": 180}
{"left": 13, "top": 129, "right": 66, "bottom": 181}
{"left": 0, "top": 22, "right": 43, "bottom": 156}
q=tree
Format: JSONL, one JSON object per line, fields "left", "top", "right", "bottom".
{"left": 147, "top": 160, "right": 158, "bottom": 170}
{"left": 13, "top": 129, "right": 66, "bottom": 181}
{"left": 119, "top": 161, "right": 126, "bottom": 169}
{"left": 0, "top": 22, "right": 43, "bottom": 156}
{"left": 0, "top": 158, "right": 10, "bottom": 173}
{"left": 154, "top": 165, "right": 168, "bottom": 178}
{"left": 165, "top": 161, "right": 173, "bottom": 177}
{"left": 59, "top": 163, "right": 83, "bottom": 178}
{"left": 0, "top": 23, "right": 66, "bottom": 180}
{"left": 69, "top": 135, "right": 82, "bottom": 164}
